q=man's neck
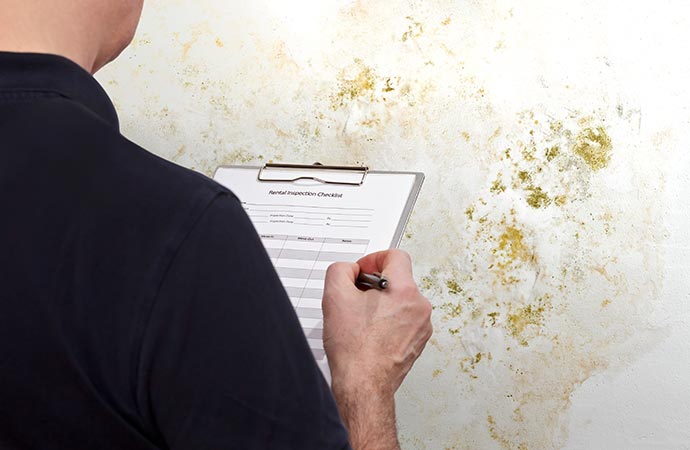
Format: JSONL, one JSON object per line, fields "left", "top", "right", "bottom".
{"left": 0, "top": 2, "right": 99, "bottom": 73}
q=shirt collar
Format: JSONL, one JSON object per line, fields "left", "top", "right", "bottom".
{"left": 0, "top": 51, "right": 119, "bottom": 129}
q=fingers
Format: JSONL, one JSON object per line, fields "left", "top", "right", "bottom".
{"left": 325, "top": 261, "right": 359, "bottom": 283}
{"left": 356, "top": 249, "right": 413, "bottom": 283}
{"left": 321, "top": 262, "right": 361, "bottom": 316}
{"left": 324, "top": 249, "right": 433, "bottom": 406}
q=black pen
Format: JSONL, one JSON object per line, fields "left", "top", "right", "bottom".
{"left": 356, "top": 272, "right": 389, "bottom": 290}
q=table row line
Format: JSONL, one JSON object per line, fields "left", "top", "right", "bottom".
{"left": 283, "top": 278, "right": 325, "bottom": 289}
{"left": 288, "top": 296, "right": 321, "bottom": 309}
{"left": 260, "top": 235, "right": 370, "bottom": 245}
{"left": 286, "top": 287, "right": 325, "bottom": 301}
{"left": 278, "top": 267, "right": 327, "bottom": 281}
{"left": 266, "top": 248, "right": 363, "bottom": 262}
{"left": 263, "top": 241, "right": 368, "bottom": 253}
{"left": 271, "top": 258, "right": 333, "bottom": 270}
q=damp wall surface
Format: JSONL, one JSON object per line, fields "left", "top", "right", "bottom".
{"left": 97, "top": 1, "right": 690, "bottom": 448}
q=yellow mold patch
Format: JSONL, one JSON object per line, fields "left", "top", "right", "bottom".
{"left": 488, "top": 311, "right": 500, "bottom": 326}
{"left": 402, "top": 16, "right": 425, "bottom": 42}
{"left": 331, "top": 60, "right": 377, "bottom": 110}
{"left": 488, "top": 415, "right": 527, "bottom": 450}
{"left": 573, "top": 126, "right": 612, "bottom": 170}
{"left": 446, "top": 279, "right": 463, "bottom": 295}
{"left": 525, "top": 186, "right": 551, "bottom": 209}
{"left": 496, "top": 226, "right": 531, "bottom": 268}
{"left": 545, "top": 145, "right": 560, "bottom": 161}
{"left": 507, "top": 304, "right": 545, "bottom": 346}
{"left": 491, "top": 177, "right": 507, "bottom": 194}
{"left": 438, "top": 302, "right": 463, "bottom": 319}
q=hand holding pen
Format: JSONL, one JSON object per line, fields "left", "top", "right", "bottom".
{"left": 323, "top": 250, "right": 432, "bottom": 389}
{"left": 322, "top": 249, "right": 433, "bottom": 449}
{"left": 356, "top": 271, "right": 389, "bottom": 290}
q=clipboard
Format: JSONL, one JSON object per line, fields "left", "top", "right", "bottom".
{"left": 213, "top": 163, "right": 424, "bottom": 379}
{"left": 215, "top": 163, "right": 424, "bottom": 248}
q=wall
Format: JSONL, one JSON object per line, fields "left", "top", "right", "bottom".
{"left": 97, "top": 0, "right": 690, "bottom": 448}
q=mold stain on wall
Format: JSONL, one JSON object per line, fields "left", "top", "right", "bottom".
{"left": 572, "top": 126, "right": 612, "bottom": 171}
{"left": 406, "top": 108, "right": 662, "bottom": 449}
{"left": 97, "top": 0, "right": 668, "bottom": 448}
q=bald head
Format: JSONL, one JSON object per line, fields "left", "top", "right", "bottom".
{"left": 0, "top": 0, "right": 144, "bottom": 73}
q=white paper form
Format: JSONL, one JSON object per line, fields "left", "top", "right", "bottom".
{"left": 214, "top": 166, "right": 422, "bottom": 376}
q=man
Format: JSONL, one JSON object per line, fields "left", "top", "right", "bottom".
{"left": 0, "top": 1, "right": 433, "bottom": 449}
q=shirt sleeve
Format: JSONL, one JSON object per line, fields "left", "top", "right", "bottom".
{"left": 136, "top": 192, "right": 352, "bottom": 450}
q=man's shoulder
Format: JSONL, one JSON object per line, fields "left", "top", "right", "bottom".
{"left": 11, "top": 95, "right": 236, "bottom": 219}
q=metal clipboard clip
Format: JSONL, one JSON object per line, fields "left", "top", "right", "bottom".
{"left": 257, "top": 163, "right": 369, "bottom": 186}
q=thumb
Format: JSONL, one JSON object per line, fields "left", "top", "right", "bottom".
{"left": 324, "top": 261, "right": 360, "bottom": 294}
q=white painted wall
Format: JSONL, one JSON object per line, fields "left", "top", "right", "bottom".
{"left": 97, "top": 1, "right": 690, "bottom": 448}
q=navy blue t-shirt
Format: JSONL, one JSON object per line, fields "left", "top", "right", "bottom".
{"left": 0, "top": 52, "right": 351, "bottom": 450}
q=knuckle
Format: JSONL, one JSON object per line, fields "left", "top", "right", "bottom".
{"left": 320, "top": 293, "right": 332, "bottom": 313}
{"left": 398, "top": 280, "right": 419, "bottom": 297}
{"left": 326, "top": 261, "right": 340, "bottom": 273}
{"left": 421, "top": 299, "right": 433, "bottom": 318}
{"left": 384, "top": 248, "right": 410, "bottom": 263}
{"left": 418, "top": 300, "right": 433, "bottom": 321}
{"left": 325, "top": 262, "right": 346, "bottom": 277}
{"left": 392, "top": 248, "right": 412, "bottom": 263}
{"left": 426, "top": 323, "right": 434, "bottom": 341}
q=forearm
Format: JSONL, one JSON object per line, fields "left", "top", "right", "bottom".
{"left": 333, "top": 381, "right": 400, "bottom": 450}
{"left": 323, "top": 251, "right": 432, "bottom": 450}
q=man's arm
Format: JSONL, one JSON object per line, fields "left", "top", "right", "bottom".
{"left": 137, "top": 193, "right": 350, "bottom": 449}
{"left": 323, "top": 250, "right": 434, "bottom": 450}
